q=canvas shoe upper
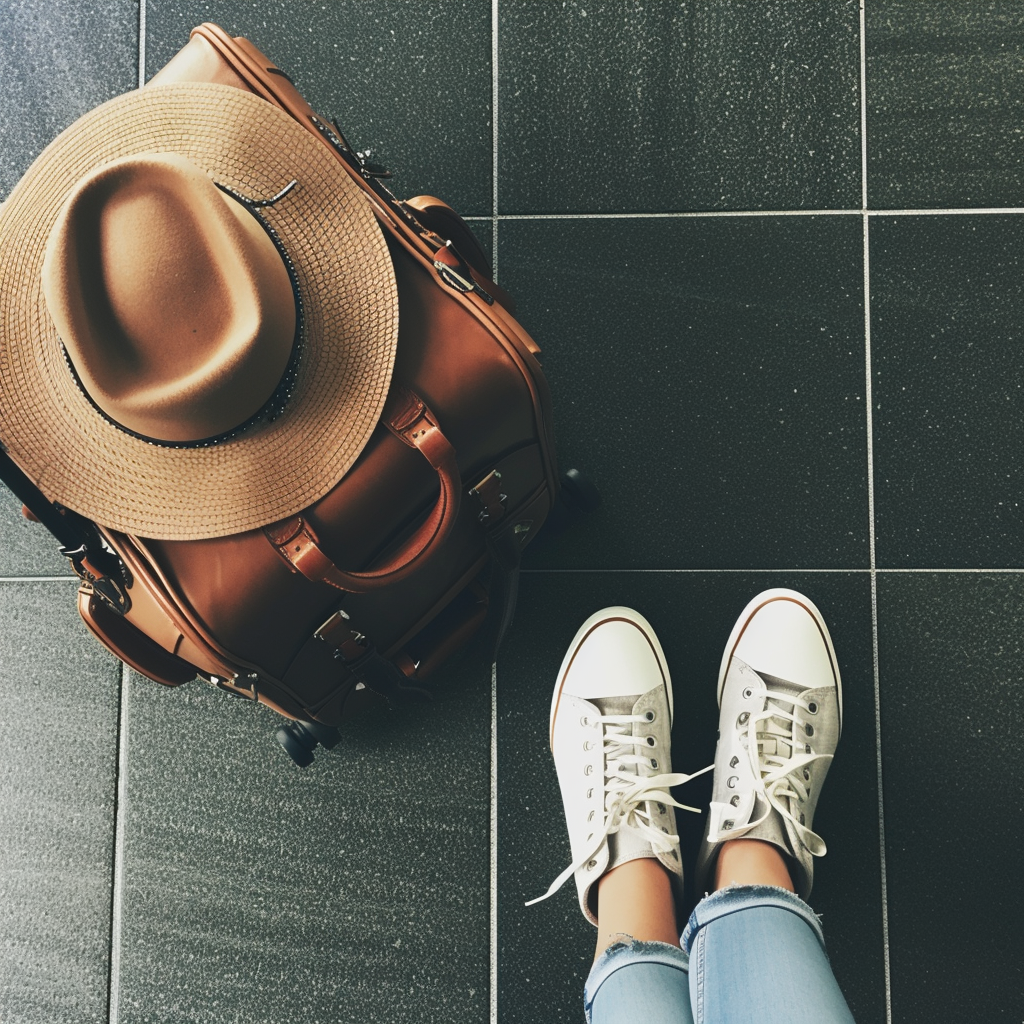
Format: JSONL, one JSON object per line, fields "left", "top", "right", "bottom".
{"left": 526, "top": 607, "right": 710, "bottom": 925}
{"left": 694, "top": 589, "right": 842, "bottom": 900}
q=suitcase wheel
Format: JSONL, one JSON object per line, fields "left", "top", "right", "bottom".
{"left": 274, "top": 719, "right": 341, "bottom": 768}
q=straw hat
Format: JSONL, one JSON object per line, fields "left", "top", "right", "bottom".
{"left": 0, "top": 83, "right": 399, "bottom": 540}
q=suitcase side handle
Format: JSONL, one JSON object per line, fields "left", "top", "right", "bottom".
{"left": 265, "top": 388, "right": 461, "bottom": 593}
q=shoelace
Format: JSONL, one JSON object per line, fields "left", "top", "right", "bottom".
{"left": 731, "top": 688, "right": 833, "bottom": 856}
{"left": 527, "top": 711, "right": 712, "bottom": 907}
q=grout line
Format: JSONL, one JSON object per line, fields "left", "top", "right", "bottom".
{"left": 106, "top": 662, "right": 130, "bottom": 1024}
{"left": 0, "top": 576, "right": 79, "bottom": 582}
{"left": 519, "top": 567, "right": 1024, "bottom": 574}
{"left": 860, "top": 6, "right": 894, "bottom": 1016}
{"left": 860, "top": 0, "right": 868, "bottom": 211}
{"left": 497, "top": 209, "right": 859, "bottom": 220}
{"left": 491, "top": 0, "right": 500, "bottom": 284}
{"left": 490, "top": 660, "right": 499, "bottom": 1024}
{"left": 869, "top": 206, "right": 1024, "bottom": 217}
{"left": 137, "top": 0, "right": 146, "bottom": 88}
{"left": 467, "top": 207, "right": 1024, "bottom": 221}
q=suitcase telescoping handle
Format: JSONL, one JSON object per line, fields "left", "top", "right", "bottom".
{"left": 265, "top": 387, "right": 461, "bottom": 593}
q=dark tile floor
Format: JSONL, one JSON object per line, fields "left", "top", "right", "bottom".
{"left": 0, "top": 2, "right": 1021, "bottom": 1022}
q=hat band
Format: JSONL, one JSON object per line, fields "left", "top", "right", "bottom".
{"left": 59, "top": 182, "right": 305, "bottom": 450}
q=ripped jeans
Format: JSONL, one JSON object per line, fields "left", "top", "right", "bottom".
{"left": 584, "top": 886, "right": 857, "bottom": 1024}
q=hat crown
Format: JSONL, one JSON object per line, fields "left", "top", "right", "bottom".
{"left": 41, "top": 152, "right": 296, "bottom": 443}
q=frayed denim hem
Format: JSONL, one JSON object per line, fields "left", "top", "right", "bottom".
{"left": 583, "top": 939, "right": 689, "bottom": 1024}
{"left": 680, "top": 884, "right": 826, "bottom": 955}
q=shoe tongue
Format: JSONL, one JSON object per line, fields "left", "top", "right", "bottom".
{"left": 590, "top": 694, "right": 639, "bottom": 717}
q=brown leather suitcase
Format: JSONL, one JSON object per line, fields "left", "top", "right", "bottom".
{"left": 8, "top": 24, "right": 571, "bottom": 763}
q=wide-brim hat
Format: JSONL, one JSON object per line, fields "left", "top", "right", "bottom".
{"left": 0, "top": 82, "right": 399, "bottom": 540}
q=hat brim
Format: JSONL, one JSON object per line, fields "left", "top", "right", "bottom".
{"left": 0, "top": 83, "right": 399, "bottom": 540}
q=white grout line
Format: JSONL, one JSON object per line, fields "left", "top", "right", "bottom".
{"left": 869, "top": 206, "right": 1024, "bottom": 217}
{"left": 497, "top": 209, "right": 860, "bottom": 220}
{"left": 0, "top": 576, "right": 79, "bottom": 582}
{"left": 470, "top": 208, "right": 1024, "bottom": 222}
{"left": 861, "top": 5, "right": 893, "bottom": 1020}
{"left": 137, "top": 0, "right": 146, "bottom": 88}
{"left": 490, "top": 660, "right": 499, "bottom": 1024}
{"left": 860, "top": 1, "right": 869, "bottom": 210}
{"left": 490, "top": 6, "right": 500, "bottom": 1017}
{"left": 520, "top": 567, "right": 1024, "bottom": 574}
{"left": 107, "top": 662, "right": 130, "bottom": 1024}
{"left": 491, "top": 0, "right": 500, "bottom": 284}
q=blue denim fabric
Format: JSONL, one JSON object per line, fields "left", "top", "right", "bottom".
{"left": 584, "top": 885, "right": 856, "bottom": 1024}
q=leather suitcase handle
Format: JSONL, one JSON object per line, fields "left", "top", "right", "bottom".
{"left": 265, "top": 388, "right": 461, "bottom": 593}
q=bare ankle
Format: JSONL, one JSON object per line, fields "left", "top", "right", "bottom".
{"left": 713, "top": 838, "right": 795, "bottom": 892}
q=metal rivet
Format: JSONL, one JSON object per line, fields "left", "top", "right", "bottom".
{"left": 645, "top": 710, "right": 656, "bottom": 722}
{"left": 730, "top": 795, "right": 740, "bottom": 807}
{"left": 729, "top": 756, "right": 739, "bottom": 768}
{"left": 587, "top": 860, "right": 597, "bottom": 869}
{"left": 723, "top": 820, "right": 734, "bottom": 830}
{"left": 808, "top": 702, "right": 818, "bottom": 714}
{"left": 738, "top": 712, "right": 749, "bottom": 726}
{"left": 743, "top": 687, "right": 752, "bottom": 698}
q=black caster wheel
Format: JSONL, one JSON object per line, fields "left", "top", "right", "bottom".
{"left": 559, "top": 468, "right": 601, "bottom": 515}
{"left": 274, "top": 719, "right": 341, "bottom": 767}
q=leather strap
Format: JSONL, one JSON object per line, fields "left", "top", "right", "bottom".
{"left": 265, "top": 387, "right": 461, "bottom": 593}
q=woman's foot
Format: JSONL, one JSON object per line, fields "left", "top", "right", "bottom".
{"left": 526, "top": 607, "right": 709, "bottom": 924}
{"left": 695, "top": 589, "right": 842, "bottom": 900}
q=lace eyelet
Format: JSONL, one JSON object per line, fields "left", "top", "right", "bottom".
{"left": 722, "top": 819, "right": 734, "bottom": 830}
{"left": 729, "top": 755, "right": 739, "bottom": 768}
{"left": 650, "top": 758, "right": 658, "bottom": 769}
{"left": 742, "top": 687, "right": 752, "bottom": 698}
{"left": 738, "top": 712, "right": 749, "bottom": 726}
{"left": 584, "top": 765, "right": 593, "bottom": 776}
{"left": 646, "top": 736, "right": 656, "bottom": 747}
{"left": 583, "top": 740, "right": 593, "bottom": 751}
{"left": 800, "top": 813, "right": 806, "bottom": 825}
{"left": 587, "top": 810, "right": 595, "bottom": 822}
{"left": 803, "top": 768, "right": 811, "bottom": 781}
{"left": 730, "top": 795, "right": 740, "bottom": 807}
{"left": 580, "top": 716, "right": 589, "bottom": 726}
{"left": 587, "top": 788, "right": 594, "bottom": 799}
{"left": 727, "top": 776, "right": 738, "bottom": 789}
{"left": 657, "top": 802, "right": 666, "bottom": 813}
{"left": 805, "top": 724, "right": 814, "bottom": 737}
{"left": 644, "top": 710, "right": 656, "bottom": 722}
{"left": 587, "top": 859, "right": 597, "bottom": 869}
{"left": 808, "top": 702, "right": 818, "bottom": 714}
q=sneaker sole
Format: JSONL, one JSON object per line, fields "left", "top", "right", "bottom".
{"left": 715, "top": 588, "right": 843, "bottom": 735}
{"left": 548, "top": 606, "right": 673, "bottom": 751}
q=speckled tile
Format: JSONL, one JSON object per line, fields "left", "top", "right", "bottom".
{"left": 0, "top": 496, "right": 75, "bottom": 577}
{"left": 112, "top": 635, "right": 492, "bottom": 1024}
{"left": 0, "top": 0, "right": 138, "bottom": 198}
{"left": 866, "top": 2, "right": 1024, "bottom": 210}
{"left": 0, "top": 0, "right": 137, "bottom": 576}
{"left": 502, "top": 215, "right": 868, "bottom": 570}
{"left": 0, "top": 581, "right": 121, "bottom": 1024}
{"left": 498, "top": 0, "right": 862, "bottom": 215}
{"left": 876, "top": 573, "right": 1024, "bottom": 1022}
{"left": 871, "top": 215, "right": 1024, "bottom": 568}
{"left": 498, "top": 570, "right": 884, "bottom": 1024}
{"left": 144, "top": 0, "right": 493, "bottom": 215}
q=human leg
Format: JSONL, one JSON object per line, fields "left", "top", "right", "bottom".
{"left": 686, "top": 589, "right": 856, "bottom": 1023}
{"left": 527, "top": 607, "right": 709, "bottom": 1024}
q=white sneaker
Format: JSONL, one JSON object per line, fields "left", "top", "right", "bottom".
{"left": 694, "top": 589, "right": 842, "bottom": 900}
{"left": 526, "top": 607, "right": 710, "bottom": 924}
